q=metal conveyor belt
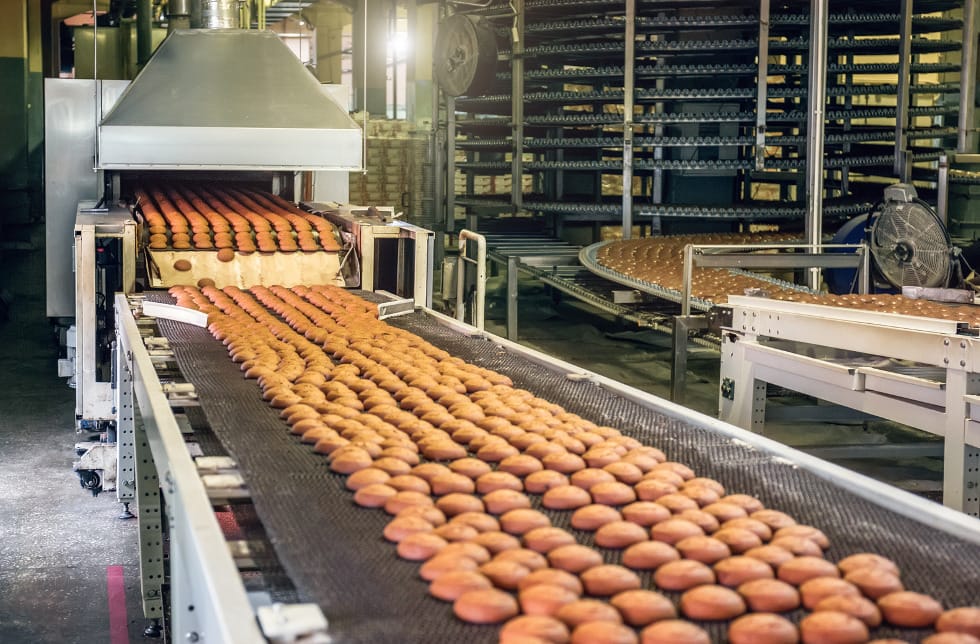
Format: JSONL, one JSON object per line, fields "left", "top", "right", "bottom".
{"left": 149, "top": 292, "right": 980, "bottom": 644}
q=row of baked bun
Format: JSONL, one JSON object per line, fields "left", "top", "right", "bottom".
{"left": 595, "top": 233, "right": 801, "bottom": 304}
{"left": 168, "top": 284, "right": 980, "bottom": 644}
{"left": 138, "top": 184, "right": 341, "bottom": 253}
{"left": 596, "top": 234, "right": 980, "bottom": 326}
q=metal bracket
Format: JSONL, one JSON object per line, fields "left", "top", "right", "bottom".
{"left": 228, "top": 540, "right": 260, "bottom": 571}
{"left": 943, "top": 337, "right": 972, "bottom": 371}
{"left": 196, "top": 456, "right": 238, "bottom": 473}
{"left": 256, "top": 604, "right": 330, "bottom": 644}
{"left": 174, "top": 413, "right": 194, "bottom": 435}
{"left": 612, "top": 290, "right": 644, "bottom": 305}
{"left": 163, "top": 382, "right": 199, "bottom": 406}
{"left": 144, "top": 337, "right": 171, "bottom": 350}
{"left": 197, "top": 457, "right": 250, "bottom": 503}
{"left": 708, "top": 306, "right": 734, "bottom": 334}
{"left": 376, "top": 292, "right": 416, "bottom": 320}
{"left": 721, "top": 377, "right": 736, "bottom": 401}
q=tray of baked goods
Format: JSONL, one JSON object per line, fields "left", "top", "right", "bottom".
{"left": 151, "top": 285, "right": 980, "bottom": 644}
{"left": 585, "top": 235, "right": 980, "bottom": 328}
{"left": 582, "top": 233, "right": 811, "bottom": 312}
{"left": 135, "top": 184, "right": 346, "bottom": 289}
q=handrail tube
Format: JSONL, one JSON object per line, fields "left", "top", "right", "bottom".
{"left": 681, "top": 242, "right": 870, "bottom": 312}
{"left": 456, "top": 230, "right": 486, "bottom": 330}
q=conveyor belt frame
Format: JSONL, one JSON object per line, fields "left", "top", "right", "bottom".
{"left": 115, "top": 293, "right": 326, "bottom": 643}
{"left": 720, "top": 295, "right": 980, "bottom": 517}
{"left": 117, "top": 286, "right": 980, "bottom": 641}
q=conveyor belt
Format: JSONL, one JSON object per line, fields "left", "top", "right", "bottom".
{"left": 451, "top": 196, "right": 875, "bottom": 220}
{"left": 150, "top": 292, "right": 980, "bottom": 644}
{"left": 457, "top": 82, "right": 958, "bottom": 110}
{"left": 503, "top": 61, "right": 960, "bottom": 82}
{"left": 453, "top": 130, "right": 956, "bottom": 151}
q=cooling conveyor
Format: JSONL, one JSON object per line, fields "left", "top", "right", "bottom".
{"left": 116, "top": 287, "right": 980, "bottom": 643}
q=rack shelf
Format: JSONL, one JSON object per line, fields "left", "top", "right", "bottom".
{"left": 445, "top": 0, "right": 967, "bottom": 233}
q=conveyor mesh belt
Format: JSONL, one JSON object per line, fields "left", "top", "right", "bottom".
{"left": 149, "top": 293, "right": 980, "bottom": 643}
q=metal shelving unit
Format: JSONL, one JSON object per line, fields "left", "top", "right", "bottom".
{"left": 442, "top": 0, "right": 970, "bottom": 235}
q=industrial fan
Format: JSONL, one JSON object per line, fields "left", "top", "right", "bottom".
{"left": 827, "top": 184, "right": 961, "bottom": 293}
{"left": 869, "top": 184, "right": 956, "bottom": 289}
{"left": 434, "top": 14, "right": 497, "bottom": 98}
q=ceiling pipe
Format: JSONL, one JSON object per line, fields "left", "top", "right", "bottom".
{"left": 137, "top": 0, "right": 152, "bottom": 66}
{"left": 198, "top": 0, "right": 242, "bottom": 28}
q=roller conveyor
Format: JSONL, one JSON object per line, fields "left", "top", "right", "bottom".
{"left": 757, "top": 106, "right": 959, "bottom": 123}
{"left": 634, "top": 111, "right": 757, "bottom": 125}
{"left": 770, "top": 38, "right": 962, "bottom": 54}
{"left": 771, "top": 62, "right": 962, "bottom": 75}
{"left": 512, "top": 60, "right": 962, "bottom": 81}
{"left": 459, "top": 83, "right": 959, "bottom": 110}
{"left": 472, "top": 0, "right": 965, "bottom": 16}
{"left": 135, "top": 291, "right": 980, "bottom": 644}
{"left": 511, "top": 38, "right": 961, "bottom": 59}
{"left": 772, "top": 84, "right": 962, "bottom": 98}
{"left": 526, "top": 136, "right": 758, "bottom": 149}
{"left": 950, "top": 170, "right": 980, "bottom": 186}
{"left": 459, "top": 87, "right": 761, "bottom": 107}
{"left": 518, "top": 14, "right": 962, "bottom": 43}
{"left": 502, "top": 64, "right": 760, "bottom": 81}
{"left": 578, "top": 240, "right": 818, "bottom": 312}
{"left": 450, "top": 196, "right": 873, "bottom": 221}
{"left": 446, "top": 153, "right": 945, "bottom": 175}
{"left": 521, "top": 15, "right": 761, "bottom": 33}
{"left": 776, "top": 128, "right": 957, "bottom": 145}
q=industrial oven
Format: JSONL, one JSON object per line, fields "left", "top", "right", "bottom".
{"left": 45, "top": 29, "right": 434, "bottom": 495}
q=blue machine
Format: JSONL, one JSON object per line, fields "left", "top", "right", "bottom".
{"left": 825, "top": 184, "right": 954, "bottom": 294}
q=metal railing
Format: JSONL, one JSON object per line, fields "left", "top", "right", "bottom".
{"left": 455, "top": 230, "right": 487, "bottom": 330}
{"left": 680, "top": 243, "right": 871, "bottom": 315}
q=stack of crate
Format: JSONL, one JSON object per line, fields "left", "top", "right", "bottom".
{"left": 454, "top": 150, "right": 534, "bottom": 197}
{"left": 349, "top": 117, "right": 423, "bottom": 213}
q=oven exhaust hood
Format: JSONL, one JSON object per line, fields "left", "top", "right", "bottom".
{"left": 98, "top": 29, "right": 362, "bottom": 171}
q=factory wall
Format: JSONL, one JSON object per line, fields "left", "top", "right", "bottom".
{"left": 0, "top": 0, "right": 45, "bottom": 311}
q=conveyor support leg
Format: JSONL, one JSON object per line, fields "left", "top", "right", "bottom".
{"left": 671, "top": 315, "right": 707, "bottom": 403}
{"left": 115, "top": 344, "right": 136, "bottom": 515}
{"left": 944, "top": 369, "right": 980, "bottom": 515}
{"left": 507, "top": 256, "right": 519, "bottom": 341}
{"left": 719, "top": 333, "right": 766, "bottom": 433}
{"left": 136, "top": 416, "right": 164, "bottom": 621}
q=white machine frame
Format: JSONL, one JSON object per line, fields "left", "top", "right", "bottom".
{"left": 71, "top": 206, "right": 138, "bottom": 423}
{"left": 720, "top": 295, "right": 980, "bottom": 517}
{"left": 311, "top": 203, "right": 435, "bottom": 308}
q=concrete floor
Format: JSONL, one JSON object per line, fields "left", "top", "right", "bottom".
{"left": 0, "top": 292, "right": 150, "bottom": 643}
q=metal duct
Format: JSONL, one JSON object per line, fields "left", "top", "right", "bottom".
{"left": 198, "top": 0, "right": 241, "bottom": 29}
{"left": 98, "top": 30, "right": 363, "bottom": 171}
{"left": 168, "top": 0, "right": 192, "bottom": 32}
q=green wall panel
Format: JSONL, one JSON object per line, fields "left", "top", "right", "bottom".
{"left": 0, "top": 56, "right": 28, "bottom": 192}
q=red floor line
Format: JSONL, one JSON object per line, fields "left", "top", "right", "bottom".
{"left": 106, "top": 565, "right": 130, "bottom": 644}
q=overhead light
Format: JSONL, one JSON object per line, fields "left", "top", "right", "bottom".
{"left": 391, "top": 32, "right": 409, "bottom": 56}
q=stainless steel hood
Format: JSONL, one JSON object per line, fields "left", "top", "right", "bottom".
{"left": 98, "top": 29, "right": 362, "bottom": 171}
